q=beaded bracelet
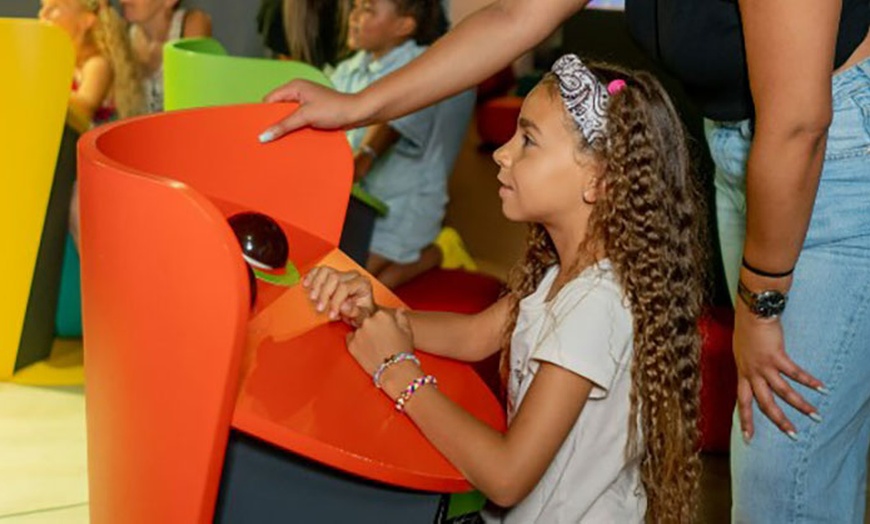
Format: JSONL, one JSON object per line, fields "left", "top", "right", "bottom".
{"left": 373, "top": 352, "right": 420, "bottom": 389}
{"left": 395, "top": 375, "right": 438, "bottom": 412}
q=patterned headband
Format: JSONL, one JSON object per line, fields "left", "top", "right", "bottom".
{"left": 551, "top": 54, "right": 610, "bottom": 145}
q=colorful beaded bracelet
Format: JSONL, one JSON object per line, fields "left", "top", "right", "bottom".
{"left": 395, "top": 375, "right": 438, "bottom": 412}
{"left": 373, "top": 352, "right": 420, "bottom": 389}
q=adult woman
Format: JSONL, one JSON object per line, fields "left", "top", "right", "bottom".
{"left": 260, "top": 0, "right": 870, "bottom": 521}
{"left": 120, "top": 0, "right": 211, "bottom": 112}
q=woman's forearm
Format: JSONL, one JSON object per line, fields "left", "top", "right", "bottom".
{"left": 742, "top": 122, "right": 829, "bottom": 278}
{"left": 359, "top": 0, "right": 588, "bottom": 125}
{"left": 738, "top": 0, "right": 839, "bottom": 282}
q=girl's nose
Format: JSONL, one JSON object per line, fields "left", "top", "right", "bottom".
{"left": 492, "top": 142, "right": 510, "bottom": 168}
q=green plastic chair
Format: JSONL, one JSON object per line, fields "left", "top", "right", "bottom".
{"left": 163, "top": 37, "right": 332, "bottom": 111}
{"left": 163, "top": 37, "right": 387, "bottom": 265}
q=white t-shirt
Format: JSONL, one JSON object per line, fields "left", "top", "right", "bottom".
{"left": 483, "top": 261, "right": 646, "bottom": 524}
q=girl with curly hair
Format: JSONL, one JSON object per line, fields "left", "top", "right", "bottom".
{"left": 303, "top": 54, "right": 706, "bottom": 523}
{"left": 39, "top": 0, "right": 144, "bottom": 128}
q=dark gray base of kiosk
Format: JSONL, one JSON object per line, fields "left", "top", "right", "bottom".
{"left": 338, "top": 195, "right": 377, "bottom": 268}
{"left": 216, "top": 431, "right": 447, "bottom": 524}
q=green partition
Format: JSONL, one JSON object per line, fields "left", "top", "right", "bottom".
{"left": 163, "top": 37, "right": 387, "bottom": 267}
{"left": 163, "top": 37, "right": 332, "bottom": 111}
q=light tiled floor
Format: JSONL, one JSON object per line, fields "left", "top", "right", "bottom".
{"left": 0, "top": 382, "right": 88, "bottom": 523}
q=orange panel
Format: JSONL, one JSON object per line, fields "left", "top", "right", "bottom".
{"left": 92, "top": 102, "right": 353, "bottom": 246}
{"left": 79, "top": 103, "right": 505, "bottom": 524}
{"left": 234, "top": 249, "right": 506, "bottom": 493}
{"left": 79, "top": 156, "right": 249, "bottom": 524}
{"left": 78, "top": 103, "right": 352, "bottom": 524}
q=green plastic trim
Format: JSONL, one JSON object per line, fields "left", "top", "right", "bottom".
{"left": 351, "top": 183, "right": 388, "bottom": 217}
{"left": 253, "top": 259, "right": 300, "bottom": 287}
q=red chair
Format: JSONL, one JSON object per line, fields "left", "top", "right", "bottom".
{"left": 475, "top": 95, "right": 524, "bottom": 149}
{"left": 698, "top": 305, "right": 737, "bottom": 453}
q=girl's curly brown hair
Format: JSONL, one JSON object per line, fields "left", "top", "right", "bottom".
{"left": 500, "top": 63, "right": 707, "bottom": 523}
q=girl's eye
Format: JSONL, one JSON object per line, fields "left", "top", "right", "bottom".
{"left": 522, "top": 134, "right": 535, "bottom": 147}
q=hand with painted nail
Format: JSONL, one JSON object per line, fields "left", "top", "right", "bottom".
{"left": 258, "top": 80, "right": 368, "bottom": 143}
{"left": 303, "top": 266, "right": 377, "bottom": 327}
{"left": 733, "top": 303, "right": 826, "bottom": 443}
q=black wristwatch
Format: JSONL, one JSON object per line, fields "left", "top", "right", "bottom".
{"left": 737, "top": 280, "right": 788, "bottom": 319}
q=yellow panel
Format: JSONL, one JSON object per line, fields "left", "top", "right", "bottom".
{"left": 10, "top": 338, "right": 84, "bottom": 386}
{"left": 0, "top": 19, "right": 74, "bottom": 378}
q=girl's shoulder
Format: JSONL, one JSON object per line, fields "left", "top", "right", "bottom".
{"left": 549, "top": 262, "right": 631, "bottom": 326}
{"left": 549, "top": 261, "right": 624, "bottom": 307}
{"left": 80, "top": 54, "right": 112, "bottom": 82}
{"left": 181, "top": 9, "right": 212, "bottom": 38}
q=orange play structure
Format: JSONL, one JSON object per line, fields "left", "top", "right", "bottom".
{"left": 78, "top": 104, "right": 505, "bottom": 523}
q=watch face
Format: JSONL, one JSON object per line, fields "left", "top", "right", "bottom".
{"left": 754, "top": 290, "right": 787, "bottom": 318}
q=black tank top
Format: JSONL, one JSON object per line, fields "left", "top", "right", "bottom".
{"left": 625, "top": 0, "right": 870, "bottom": 121}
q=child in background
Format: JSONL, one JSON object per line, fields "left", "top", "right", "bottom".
{"left": 39, "top": 0, "right": 145, "bottom": 249}
{"left": 121, "top": 0, "right": 211, "bottom": 113}
{"left": 39, "top": 0, "right": 144, "bottom": 129}
{"left": 327, "top": 0, "right": 468, "bottom": 289}
{"left": 257, "top": 0, "right": 350, "bottom": 70}
{"left": 304, "top": 55, "right": 706, "bottom": 523}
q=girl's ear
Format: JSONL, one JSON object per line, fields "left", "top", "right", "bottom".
{"left": 582, "top": 173, "right": 606, "bottom": 205}
{"left": 394, "top": 15, "right": 417, "bottom": 40}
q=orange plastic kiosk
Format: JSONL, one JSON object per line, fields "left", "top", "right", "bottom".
{"left": 78, "top": 104, "right": 505, "bottom": 523}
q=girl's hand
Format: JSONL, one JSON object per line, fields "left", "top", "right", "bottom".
{"left": 303, "top": 266, "right": 377, "bottom": 327}
{"left": 353, "top": 151, "right": 374, "bottom": 182}
{"left": 733, "top": 303, "right": 824, "bottom": 441}
{"left": 346, "top": 309, "right": 415, "bottom": 378}
{"left": 259, "top": 80, "right": 369, "bottom": 142}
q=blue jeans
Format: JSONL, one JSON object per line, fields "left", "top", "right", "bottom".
{"left": 707, "top": 57, "right": 870, "bottom": 523}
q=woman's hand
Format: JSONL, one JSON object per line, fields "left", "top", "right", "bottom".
{"left": 346, "top": 309, "right": 416, "bottom": 381}
{"left": 259, "top": 80, "right": 369, "bottom": 142}
{"left": 303, "top": 266, "right": 377, "bottom": 327}
{"left": 733, "top": 302, "right": 825, "bottom": 441}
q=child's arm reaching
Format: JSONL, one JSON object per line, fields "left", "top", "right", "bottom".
{"left": 347, "top": 311, "right": 594, "bottom": 508}
{"left": 353, "top": 124, "right": 400, "bottom": 181}
{"left": 303, "top": 266, "right": 508, "bottom": 362}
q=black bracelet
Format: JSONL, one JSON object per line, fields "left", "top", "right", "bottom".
{"left": 741, "top": 257, "right": 794, "bottom": 279}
